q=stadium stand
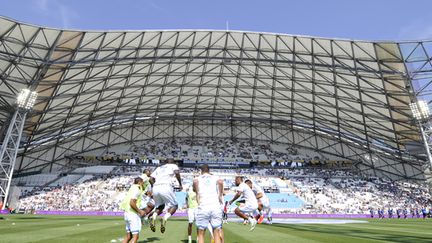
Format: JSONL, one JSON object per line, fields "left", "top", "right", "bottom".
{"left": 16, "top": 164, "right": 431, "bottom": 214}
{"left": 71, "top": 138, "right": 328, "bottom": 168}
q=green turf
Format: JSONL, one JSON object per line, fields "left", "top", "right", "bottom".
{"left": 1, "top": 215, "right": 431, "bottom": 243}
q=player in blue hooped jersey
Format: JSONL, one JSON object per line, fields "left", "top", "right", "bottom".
{"left": 388, "top": 208, "right": 393, "bottom": 219}
{"left": 403, "top": 208, "right": 408, "bottom": 219}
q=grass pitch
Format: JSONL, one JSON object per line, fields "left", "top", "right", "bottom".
{"left": 1, "top": 215, "right": 431, "bottom": 243}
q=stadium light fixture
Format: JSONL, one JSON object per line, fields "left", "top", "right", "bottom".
{"left": 410, "top": 100, "right": 432, "bottom": 171}
{"left": 410, "top": 100, "right": 430, "bottom": 121}
{"left": 16, "top": 88, "right": 38, "bottom": 110}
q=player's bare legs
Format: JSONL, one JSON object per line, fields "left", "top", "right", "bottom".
{"left": 197, "top": 229, "right": 206, "bottom": 243}
{"left": 161, "top": 205, "right": 178, "bottom": 233}
{"left": 122, "top": 232, "right": 131, "bottom": 243}
{"left": 130, "top": 233, "right": 139, "bottom": 243}
{"left": 150, "top": 205, "right": 164, "bottom": 232}
{"left": 122, "top": 232, "right": 139, "bottom": 243}
{"left": 187, "top": 222, "right": 193, "bottom": 243}
{"left": 234, "top": 208, "right": 257, "bottom": 231}
{"left": 213, "top": 228, "right": 223, "bottom": 243}
{"left": 234, "top": 207, "right": 249, "bottom": 220}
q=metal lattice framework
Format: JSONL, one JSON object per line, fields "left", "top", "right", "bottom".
{"left": 0, "top": 109, "right": 27, "bottom": 208}
{"left": 0, "top": 16, "right": 431, "bottom": 181}
{"left": 400, "top": 42, "right": 432, "bottom": 178}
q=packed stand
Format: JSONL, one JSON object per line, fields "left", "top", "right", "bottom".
{"left": 70, "top": 138, "right": 338, "bottom": 168}
{"left": 16, "top": 165, "right": 432, "bottom": 215}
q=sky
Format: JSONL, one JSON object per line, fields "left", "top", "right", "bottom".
{"left": 0, "top": 0, "right": 432, "bottom": 41}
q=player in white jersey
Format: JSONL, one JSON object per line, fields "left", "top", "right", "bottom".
{"left": 193, "top": 164, "right": 224, "bottom": 243}
{"left": 245, "top": 179, "right": 272, "bottom": 224}
{"left": 149, "top": 158, "right": 183, "bottom": 233}
{"left": 186, "top": 185, "right": 215, "bottom": 243}
{"left": 228, "top": 176, "right": 258, "bottom": 231}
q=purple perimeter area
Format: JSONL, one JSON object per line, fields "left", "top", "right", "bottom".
{"left": 1, "top": 210, "right": 370, "bottom": 218}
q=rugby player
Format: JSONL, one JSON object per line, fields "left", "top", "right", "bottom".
{"left": 138, "top": 169, "right": 155, "bottom": 224}
{"left": 228, "top": 176, "right": 258, "bottom": 231}
{"left": 193, "top": 164, "right": 224, "bottom": 243}
{"left": 120, "top": 177, "right": 146, "bottom": 243}
{"left": 149, "top": 158, "right": 183, "bottom": 233}
{"left": 245, "top": 179, "right": 272, "bottom": 224}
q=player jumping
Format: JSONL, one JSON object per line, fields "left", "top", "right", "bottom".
{"left": 149, "top": 158, "right": 183, "bottom": 233}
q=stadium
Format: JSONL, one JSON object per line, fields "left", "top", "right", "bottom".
{"left": 0, "top": 14, "right": 432, "bottom": 243}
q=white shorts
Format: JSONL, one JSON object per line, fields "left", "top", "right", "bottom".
{"left": 148, "top": 198, "right": 155, "bottom": 206}
{"left": 152, "top": 184, "right": 178, "bottom": 208}
{"left": 239, "top": 202, "right": 258, "bottom": 214}
{"left": 139, "top": 196, "right": 155, "bottom": 209}
{"left": 195, "top": 207, "right": 222, "bottom": 230}
{"left": 188, "top": 208, "right": 196, "bottom": 223}
{"left": 124, "top": 212, "right": 142, "bottom": 234}
{"left": 259, "top": 196, "right": 270, "bottom": 209}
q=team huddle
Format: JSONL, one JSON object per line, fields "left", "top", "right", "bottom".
{"left": 120, "top": 159, "right": 272, "bottom": 243}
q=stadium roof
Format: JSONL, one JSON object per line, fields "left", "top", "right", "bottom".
{"left": 1, "top": 16, "right": 431, "bottom": 180}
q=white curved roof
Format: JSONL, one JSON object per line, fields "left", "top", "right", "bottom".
{"left": 0, "top": 16, "right": 430, "bottom": 180}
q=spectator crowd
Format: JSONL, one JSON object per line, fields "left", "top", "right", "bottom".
{"left": 17, "top": 165, "right": 432, "bottom": 216}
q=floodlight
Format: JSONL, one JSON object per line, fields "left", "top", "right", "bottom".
{"left": 16, "top": 89, "right": 38, "bottom": 110}
{"left": 410, "top": 100, "right": 430, "bottom": 121}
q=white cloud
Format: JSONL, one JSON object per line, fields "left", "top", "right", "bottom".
{"left": 35, "top": 0, "right": 49, "bottom": 11}
{"left": 31, "top": 0, "right": 78, "bottom": 28}
{"left": 140, "top": 0, "right": 168, "bottom": 14}
{"left": 148, "top": 1, "right": 164, "bottom": 11}
{"left": 58, "top": 3, "right": 75, "bottom": 28}
{"left": 398, "top": 20, "right": 432, "bottom": 41}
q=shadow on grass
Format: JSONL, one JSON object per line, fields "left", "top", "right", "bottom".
{"left": 138, "top": 237, "right": 161, "bottom": 242}
{"left": 269, "top": 223, "right": 432, "bottom": 243}
{"left": 13, "top": 216, "right": 49, "bottom": 220}
{"left": 12, "top": 216, "right": 97, "bottom": 221}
